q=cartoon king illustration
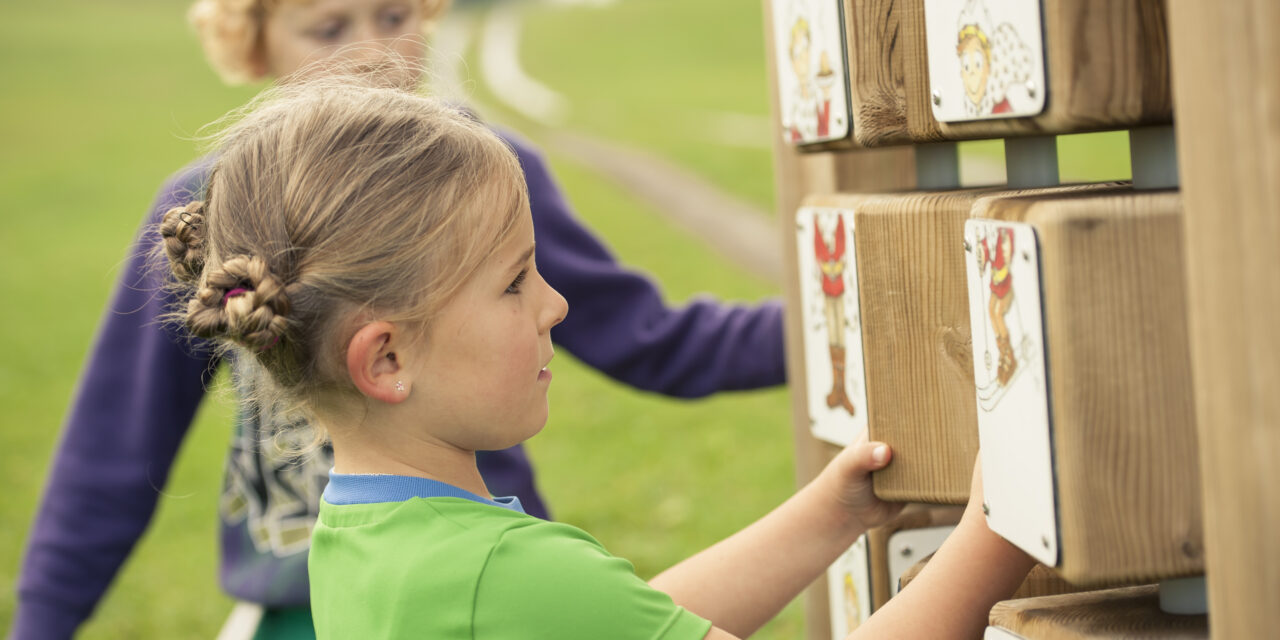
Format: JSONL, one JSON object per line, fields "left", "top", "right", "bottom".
{"left": 978, "top": 226, "right": 1017, "bottom": 386}
{"left": 787, "top": 15, "right": 833, "bottom": 142}
{"left": 955, "top": 0, "right": 1034, "bottom": 117}
{"left": 814, "top": 213, "right": 856, "bottom": 414}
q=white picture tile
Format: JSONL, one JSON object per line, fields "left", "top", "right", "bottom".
{"left": 772, "top": 0, "right": 851, "bottom": 144}
{"left": 797, "top": 207, "right": 869, "bottom": 446}
{"left": 964, "top": 220, "right": 1058, "bottom": 566}
{"left": 925, "top": 0, "right": 1047, "bottom": 122}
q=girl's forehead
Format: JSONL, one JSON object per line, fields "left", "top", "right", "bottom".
{"left": 279, "top": 0, "right": 419, "bottom": 9}
{"left": 266, "top": 0, "right": 406, "bottom": 17}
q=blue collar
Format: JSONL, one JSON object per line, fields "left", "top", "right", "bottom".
{"left": 323, "top": 470, "right": 525, "bottom": 514}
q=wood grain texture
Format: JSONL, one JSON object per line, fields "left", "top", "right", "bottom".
{"left": 1166, "top": 2, "right": 1280, "bottom": 636}
{"left": 900, "top": 0, "right": 949, "bottom": 142}
{"left": 974, "top": 188, "right": 1203, "bottom": 585}
{"left": 855, "top": 189, "right": 993, "bottom": 503}
{"left": 763, "top": 2, "right": 917, "bottom": 637}
{"left": 900, "top": 0, "right": 1171, "bottom": 141}
{"left": 900, "top": 555, "right": 1087, "bottom": 601}
{"left": 845, "top": 0, "right": 912, "bottom": 147}
{"left": 988, "top": 585, "right": 1208, "bottom": 639}
{"left": 854, "top": 184, "right": 1114, "bottom": 504}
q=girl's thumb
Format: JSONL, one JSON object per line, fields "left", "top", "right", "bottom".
{"left": 869, "top": 442, "right": 891, "bottom": 467}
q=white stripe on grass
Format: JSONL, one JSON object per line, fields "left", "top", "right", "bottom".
{"left": 479, "top": 3, "right": 571, "bottom": 126}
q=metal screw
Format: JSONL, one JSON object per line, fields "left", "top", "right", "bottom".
{"left": 982, "top": 503, "right": 990, "bottom": 516}
{"left": 1181, "top": 540, "right": 1200, "bottom": 559}
{"left": 899, "top": 545, "right": 913, "bottom": 558}
{"left": 932, "top": 90, "right": 942, "bottom": 106}
{"left": 1041, "top": 535, "right": 1051, "bottom": 549}
{"left": 1026, "top": 80, "right": 1038, "bottom": 98}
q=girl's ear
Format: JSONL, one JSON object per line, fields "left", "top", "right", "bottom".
{"left": 346, "top": 321, "right": 409, "bottom": 404}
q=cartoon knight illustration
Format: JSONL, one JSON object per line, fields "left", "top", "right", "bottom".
{"left": 814, "top": 213, "right": 856, "bottom": 414}
{"left": 787, "top": 15, "right": 834, "bottom": 142}
{"left": 955, "top": 0, "right": 1034, "bottom": 117}
{"left": 978, "top": 226, "right": 1017, "bottom": 386}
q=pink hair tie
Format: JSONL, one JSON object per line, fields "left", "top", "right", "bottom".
{"left": 222, "top": 287, "right": 250, "bottom": 305}
{"left": 262, "top": 334, "right": 282, "bottom": 352}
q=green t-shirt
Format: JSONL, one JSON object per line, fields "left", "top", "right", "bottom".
{"left": 309, "top": 473, "right": 712, "bottom": 640}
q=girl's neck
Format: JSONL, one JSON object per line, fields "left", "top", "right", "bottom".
{"left": 328, "top": 429, "right": 490, "bottom": 499}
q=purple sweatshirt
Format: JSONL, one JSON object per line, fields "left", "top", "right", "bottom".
{"left": 13, "top": 129, "right": 785, "bottom": 639}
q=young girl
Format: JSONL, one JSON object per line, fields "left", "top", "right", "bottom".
{"left": 162, "top": 79, "right": 1035, "bottom": 639}
{"left": 15, "top": 1, "right": 785, "bottom": 636}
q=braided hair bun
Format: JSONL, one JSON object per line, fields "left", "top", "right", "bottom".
{"left": 160, "top": 201, "right": 207, "bottom": 282}
{"left": 187, "top": 255, "right": 292, "bottom": 352}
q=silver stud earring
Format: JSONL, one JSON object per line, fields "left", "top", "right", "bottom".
{"left": 395, "top": 380, "right": 406, "bottom": 392}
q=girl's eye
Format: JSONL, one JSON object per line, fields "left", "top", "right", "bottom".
{"left": 380, "top": 7, "right": 411, "bottom": 31}
{"left": 506, "top": 269, "right": 528, "bottom": 295}
{"left": 311, "top": 19, "right": 346, "bottom": 42}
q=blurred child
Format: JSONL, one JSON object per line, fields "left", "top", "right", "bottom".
{"left": 13, "top": 1, "right": 784, "bottom": 638}
{"left": 162, "top": 78, "right": 1035, "bottom": 640}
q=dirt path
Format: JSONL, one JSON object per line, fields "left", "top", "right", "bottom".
{"left": 435, "top": 7, "right": 784, "bottom": 286}
{"left": 546, "top": 130, "right": 783, "bottom": 284}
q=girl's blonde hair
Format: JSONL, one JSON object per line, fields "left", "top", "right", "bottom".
{"left": 159, "top": 74, "right": 527, "bottom": 423}
{"left": 188, "top": 0, "right": 452, "bottom": 84}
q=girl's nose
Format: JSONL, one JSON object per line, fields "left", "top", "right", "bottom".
{"left": 545, "top": 287, "right": 569, "bottom": 331}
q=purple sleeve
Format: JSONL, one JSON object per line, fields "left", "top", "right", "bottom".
{"left": 12, "top": 164, "right": 218, "bottom": 640}
{"left": 504, "top": 132, "right": 787, "bottom": 398}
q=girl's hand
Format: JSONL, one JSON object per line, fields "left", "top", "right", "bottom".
{"left": 819, "top": 432, "right": 905, "bottom": 531}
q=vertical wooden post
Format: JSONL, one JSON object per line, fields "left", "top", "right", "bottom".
{"left": 1167, "top": 1, "right": 1280, "bottom": 635}
{"left": 762, "top": 3, "right": 914, "bottom": 636}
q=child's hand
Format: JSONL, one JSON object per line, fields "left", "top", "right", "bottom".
{"left": 819, "top": 432, "right": 905, "bottom": 530}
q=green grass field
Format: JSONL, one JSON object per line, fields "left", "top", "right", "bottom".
{"left": 1, "top": 0, "right": 1134, "bottom": 637}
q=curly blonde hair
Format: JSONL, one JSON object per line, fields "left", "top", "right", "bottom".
{"left": 160, "top": 73, "right": 527, "bottom": 424}
{"left": 188, "top": 0, "right": 452, "bottom": 84}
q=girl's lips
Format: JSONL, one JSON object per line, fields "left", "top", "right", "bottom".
{"left": 538, "top": 367, "right": 552, "bottom": 382}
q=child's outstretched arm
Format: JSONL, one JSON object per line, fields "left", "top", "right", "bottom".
{"left": 649, "top": 435, "right": 903, "bottom": 638}
{"left": 849, "top": 460, "right": 1037, "bottom": 639}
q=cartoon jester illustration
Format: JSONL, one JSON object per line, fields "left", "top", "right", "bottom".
{"left": 814, "top": 213, "right": 856, "bottom": 414}
{"left": 787, "top": 15, "right": 834, "bottom": 142}
{"left": 955, "top": 0, "right": 1034, "bottom": 117}
{"left": 977, "top": 226, "right": 1018, "bottom": 386}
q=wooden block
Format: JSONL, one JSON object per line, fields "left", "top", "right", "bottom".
{"left": 900, "top": 554, "right": 1086, "bottom": 600}
{"left": 901, "top": 0, "right": 1171, "bottom": 141}
{"left": 988, "top": 585, "right": 1208, "bottom": 639}
{"left": 852, "top": 183, "right": 1116, "bottom": 504}
{"left": 843, "top": 0, "right": 912, "bottom": 147}
{"left": 855, "top": 188, "right": 992, "bottom": 503}
{"left": 972, "top": 188, "right": 1202, "bottom": 585}
{"left": 1167, "top": 2, "right": 1280, "bottom": 636}
{"left": 900, "top": 0, "right": 949, "bottom": 143}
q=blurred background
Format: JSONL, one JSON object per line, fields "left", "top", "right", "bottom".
{"left": 0, "top": 0, "right": 1131, "bottom": 637}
